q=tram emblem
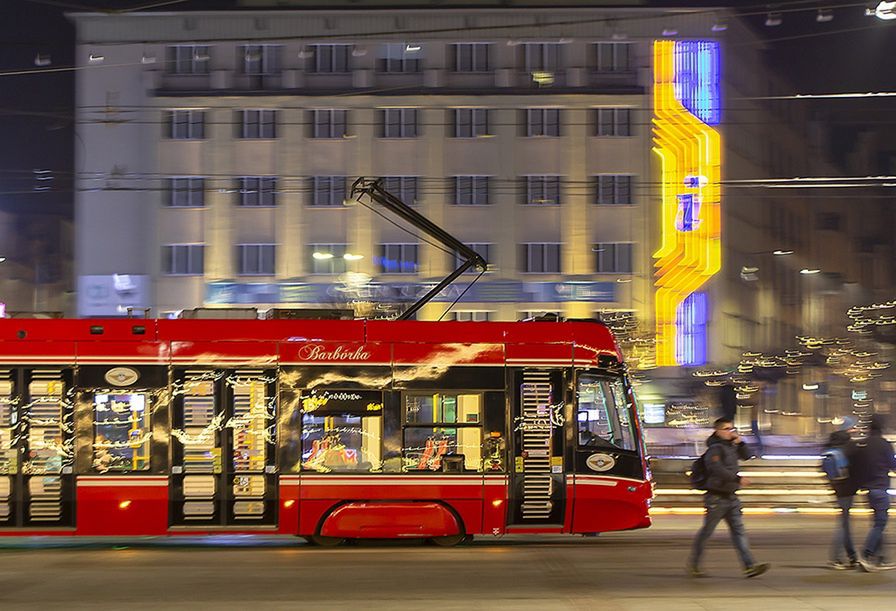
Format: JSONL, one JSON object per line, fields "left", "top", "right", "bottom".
{"left": 586, "top": 453, "right": 616, "bottom": 472}
{"left": 104, "top": 367, "right": 139, "bottom": 386}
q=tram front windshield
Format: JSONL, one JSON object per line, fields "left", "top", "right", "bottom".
{"left": 576, "top": 374, "right": 636, "bottom": 452}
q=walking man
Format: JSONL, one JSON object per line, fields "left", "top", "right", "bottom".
{"left": 687, "top": 418, "right": 770, "bottom": 578}
{"left": 824, "top": 417, "right": 859, "bottom": 569}
{"left": 854, "top": 414, "right": 896, "bottom": 571}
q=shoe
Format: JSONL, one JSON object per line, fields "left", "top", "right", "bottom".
{"left": 744, "top": 562, "right": 770, "bottom": 578}
{"left": 857, "top": 555, "right": 879, "bottom": 573}
{"left": 876, "top": 562, "right": 896, "bottom": 571}
{"left": 687, "top": 565, "right": 706, "bottom": 578}
{"left": 828, "top": 560, "right": 858, "bottom": 570}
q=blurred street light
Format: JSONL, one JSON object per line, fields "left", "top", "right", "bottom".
{"left": 312, "top": 252, "right": 334, "bottom": 260}
{"left": 868, "top": 1, "right": 896, "bottom": 20}
{"left": 800, "top": 268, "right": 822, "bottom": 275}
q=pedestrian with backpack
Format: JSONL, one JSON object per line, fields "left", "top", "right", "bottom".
{"left": 687, "top": 417, "right": 770, "bottom": 578}
{"left": 851, "top": 414, "right": 896, "bottom": 571}
{"left": 822, "top": 417, "right": 859, "bottom": 570}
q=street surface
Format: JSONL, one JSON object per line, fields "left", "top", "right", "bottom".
{"left": 0, "top": 515, "right": 893, "bottom": 610}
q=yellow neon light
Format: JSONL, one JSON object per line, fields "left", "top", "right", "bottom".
{"left": 652, "top": 40, "right": 722, "bottom": 365}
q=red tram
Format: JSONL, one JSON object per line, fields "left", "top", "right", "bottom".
{"left": 0, "top": 316, "right": 652, "bottom": 544}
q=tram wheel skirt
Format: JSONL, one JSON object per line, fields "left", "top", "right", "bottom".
{"left": 319, "top": 501, "right": 462, "bottom": 539}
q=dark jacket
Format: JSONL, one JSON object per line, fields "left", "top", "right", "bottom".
{"left": 703, "top": 433, "right": 752, "bottom": 496}
{"left": 825, "top": 430, "right": 859, "bottom": 498}
{"left": 853, "top": 430, "right": 896, "bottom": 490}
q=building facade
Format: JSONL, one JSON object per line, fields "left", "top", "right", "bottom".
{"left": 70, "top": 4, "right": 892, "bottom": 439}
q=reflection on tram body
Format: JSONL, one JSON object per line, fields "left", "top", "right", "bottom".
{"left": 403, "top": 393, "right": 482, "bottom": 472}
{"left": 93, "top": 393, "right": 151, "bottom": 472}
{"left": 576, "top": 375, "right": 636, "bottom": 451}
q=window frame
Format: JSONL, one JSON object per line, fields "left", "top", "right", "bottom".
{"left": 594, "top": 242, "right": 634, "bottom": 274}
{"left": 166, "top": 45, "right": 210, "bottom": 75}
{"left": 167, "top": 109, "right": 205, "bottom": 140}
{"left": 380, "top": 176, "right": 419, "bottom": 206}
{"left": 237, "top": 109, "right": 277, "bottom": 139}
{"left": 163, "top": 243, "right": 205, "bottom": 276}
{"left": 308, "top": 243, "right": 348, "bottom": 275}
{"left": 166, "top": 176, "right": 205, "bottom": 208}
{"left": 451, "top": 42, "right": 491, "bottom": 73}
{"left": 311, "top": 109, "right": 348, "bottom": 139}
{"left": 237, "top": 176, "right": 277, "bottom": 207}
{"left": 521, "top": 242, "right": 562, "bottom": 274}
{"left": 308, "top": 43, "right": 352, "bottom": 73}
{"left": 380, "top": 108, "right": 419, "bottom": 138}
{"left": 452, "top": 175, "right": 490, "bottom": 206}
{"left": 595, "top": 174, "right": 634, "bottom": 206}
{"left": 593, "top": 42, "right": 633, "bottom": 73}
{"left": 525, "top": 108, "right": 561, "bottom": 137}
{"left": 237, "top": 243, "right": 276, "bottom": 276}
{"left": 522, "top": 42, "right": 561, "bottom": 73}
{"left": 452, "top": 108, "right": 490, "bottom": 138}
{"left": 379, "top": 42, "right": 424, "bottom": 73}
{"left": 240, "top": 44, "right": 283, "bottom": 76}
{"left": 309, "top": 176, "right": 347, "bottom": 207}
{"left": 378, "top": 243, "right": 419, "bottom": 274}
{"left": 595, "top": 107, "right": 632, "bottom": 137}
{"left": 523, "top": 175, "right": 562, "bottom": 206}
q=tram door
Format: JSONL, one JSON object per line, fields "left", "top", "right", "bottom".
{"left": 507, "top": 369, "right": 566, "bottom": 526}
{"left": 170, "top": 369, "right": 277, "bottom": 527}
{"left": 0, "top": 369, "right": 74, "bottom": 528}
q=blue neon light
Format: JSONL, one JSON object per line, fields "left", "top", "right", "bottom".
{"left": 675, "top": 194, "right": 702, "bottom": 232}
{"left": 676, "top": 292, "right": 708, "bottom": 366}
{"left": 674, "top": 41, "right": 721, "bottom": 126}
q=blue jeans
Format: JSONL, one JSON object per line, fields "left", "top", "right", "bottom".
{"left": 830, "top": 495, "right": 856, "bottom": 562}
{"left": 690, "top": 493, "right": 756, "bottom": 568}
{"left": 864, "top": 488, "right": 891, "bottom": 561}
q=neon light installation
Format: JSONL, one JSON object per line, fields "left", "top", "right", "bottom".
{"left": 652, "top": 40, "right": 721, "bottom": 366}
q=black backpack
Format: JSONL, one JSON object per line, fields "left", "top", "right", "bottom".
{"left": 689, "top": 450, "right": 710, "bottom": 490}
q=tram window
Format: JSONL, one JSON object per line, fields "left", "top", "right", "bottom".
{"left": 0, "top": 379, "right": 14, "bottom": 474}
{"left": 301, "top": 413, "right": 382, "bottom": 472}
{"left": 93, "top": 393, "right": 151, "bottom": 472}
{"left": 576, "top": 376, "right": 636, "bottom": 451}
{"left": 403, "top": 393, "right": 482, "bottom": 471}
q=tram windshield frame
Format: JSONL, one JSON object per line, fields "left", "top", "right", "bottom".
{"left": 575, "top": 371, "right": 638, "bottom": 453}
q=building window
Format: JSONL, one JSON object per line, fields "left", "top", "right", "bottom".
{"left": 237, "top": 243, "right": 275, "bottom": 276}
{"left": 166, "top": 177, "right": 205, "bottom": 207}
{"left": 593, "top": 42, "right": 633, "bottom": 73}
{"left": 521, "top": 243, "right": 562, "bottom": 273}
{"left": 403, "top": 392, "right": 482, "bottom": 472}
{"left": 166, "top": 110, "right": 205, "bottom": 140}
{"left": 237, "top": 176, "right": 277, "bottom": 207}
{"left": 310, "top": 176, "right": 347, "bottom": 207}
{"left": 379, "top": 43, "right": 423, "bottom": 73}
{"left": 524, "top": 176, "right": 562, "bottom": 206}
{"left": 166, "top": 45, "right": 210, "bottom": 75}
{"left": 526, "top": 108, "right": 561, "bottom": 137}
{"left": 163, "top": 244, "right": 204, "bottom": 275}
{"left": 311, "top": 109, "right": 347, "bottom": 138}
{"left": 448, "top": 311, "right": 492, "bottom": 322}
{"left": 381, "top": 176, "right": 418, "bottom": 206}
{"left": 307, "top": 44, "right": 351, "bottom": 73}
{"left": 453, "top": 108, "right": 490, "bottom": 138}
{"left": 596, "top": 108, "right": 631, "bottom": 137}
{"left": 378, "top": 243, "right": 419, "bottom": 274}
{"left": 453, "top": 176, "right": 490, "bottom": 206}
{"left": 594, "top": 242, "right": 634, "bottom": 273}
{"left": 380, "top": 108, "right": 418, "bottom": 138}
{"left": 308, "top": 243, "right": 348, "bottom": 274}
{"left": 237, "top": 109, "right": 277, "bottom": 139}
{"left": 452, "top": 43, "right": 491, "bottom": 72}
{"left": 523, "top": 43, "right": 561, "bottom": 72}
{"left": 454, "top": 243, "right": 492, "bottom": 272}
{"left": 595, "top": 175, "right": 633, "bottom": 205}
{"left": 240, "top": 44, "right": 282, "bottom": 75}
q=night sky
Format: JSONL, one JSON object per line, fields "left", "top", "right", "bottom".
{"left": 0, "top": 0, "right": 893, "bottom": 220}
